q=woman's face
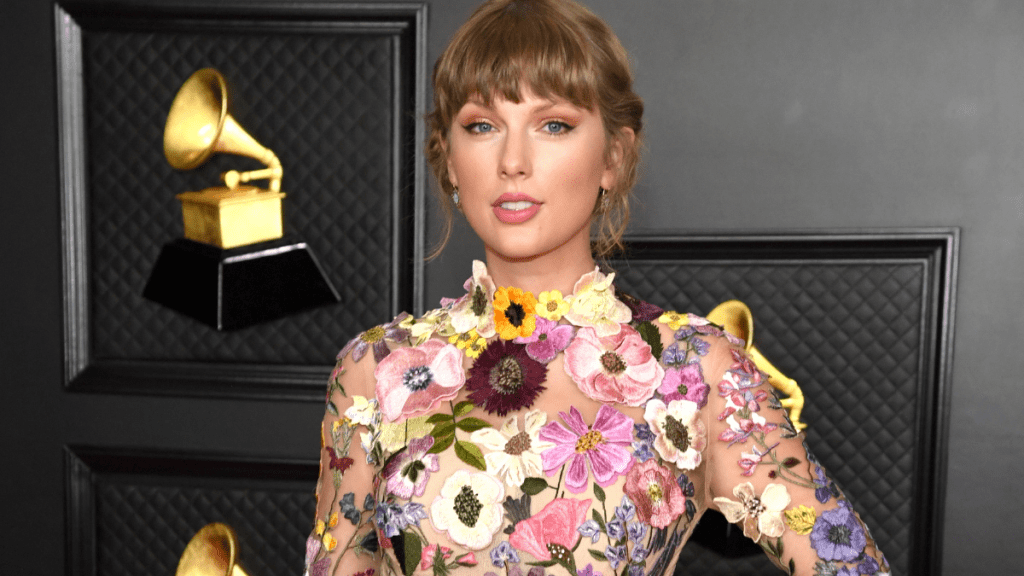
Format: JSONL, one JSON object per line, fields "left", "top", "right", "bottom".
{"left": 447, "top": 89, "right": 624, "bottom": 263}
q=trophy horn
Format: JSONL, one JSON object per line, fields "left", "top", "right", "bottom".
{"left": 707, "top": 300, "right": 808, "bottom": 432}
{"left": 175, "top": 523, "right": 250, "bottom": 576}
{"left": 164, "top": 68, "right": 282, "bottom": 192}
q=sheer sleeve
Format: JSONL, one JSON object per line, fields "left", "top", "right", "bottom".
{"left": 699, "top": 331, "right": 891, "bottom": 575}
{"left": 304, "top": 342, "right": 386, "bottom": 576}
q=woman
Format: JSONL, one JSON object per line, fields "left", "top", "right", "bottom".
{"left": 305, "top": 1, "right": 890, "bottom": 575}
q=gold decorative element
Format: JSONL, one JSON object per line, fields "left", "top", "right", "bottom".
{"left": 164, "top": 68, "right": 286, "bottom": 249}
{"left": 707, "top": 300, "right": 808, "bottom": 432}
{"left": 175, "top": 523, "right": 249, "bottom": 576}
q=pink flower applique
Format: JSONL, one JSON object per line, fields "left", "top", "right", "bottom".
{"left": 381, "top": 435, "right": 439, "bottom": 498}
{"left": 509, "top": 497, "right": 591, "bottom": 561}
{"left": 716, "top": 369, "right": 770, "bottom": 419}
{"left": 623, "top": 460, "right": 686, "bottom": 528}
{"left": 513, "top": 316, "right": 574, "bottom": 363}
{"left": 718, "top": 411, "right": 778, "bottom": 446}
{"left": 657, "top": 362, "right": 709, "bottom": 408}
{"left": 563, "top": 325, "right": 664, "bottom": 406}
{"left": 539, "top": 405, "right": 634, "bottom": 493}
{"left": 420, "top": 544, "right": 453, "bottom": 570}
{"left": 374, "top": 339, "right": 465, "bottom": 422}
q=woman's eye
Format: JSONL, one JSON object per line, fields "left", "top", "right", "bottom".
{"left": 543, "top": 121, "right": 573, "bottom": 135}
{"left": 466, "top": 122, "right": 494, "bottom": 134}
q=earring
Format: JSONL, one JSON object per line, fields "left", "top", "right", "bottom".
{"left": 598, "top": 187, "right": 610, "bottom": 211}
{"left": 452, "top": 187, "right": 460, "bottom": 207}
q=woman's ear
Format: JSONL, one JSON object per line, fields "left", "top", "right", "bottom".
{"left": 601, "top": 127, "right": 635, "bottom": 190}
{"left": 444, "top": 140, "right": 459, "bottom": 189}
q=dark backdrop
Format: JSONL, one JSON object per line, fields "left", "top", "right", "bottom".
{"left": 2, "top": 0, "right": 1021, "bottom": 574}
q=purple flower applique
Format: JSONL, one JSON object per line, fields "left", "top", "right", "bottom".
{"left": 577, "top": 564, "right": 603, "bottom": 576}
{"left": 578, "top": 519, "right": 601, "bottom": 544}
{"left": 381, "top": 435, "right": 439, "bottom": 498}
{"left": 810, "top": 502, "right": 868, "bottom": 562}
{"left": 514, "top": 316, "right": 574, "bottom": 363}
{"left": 660, "top": 344, "right": 687, "bottom": 367}
{"left": 605, "top": 545, "right": 627, "bottom": 570}
{"left": 338, "top": 313, "right": 411, "bottom": 363}
{"left": 615, "top": 495, "right": 637, "bottom": 522}
{"left": 489, "top": 541, "right": 520, "bottom": 567}
{"left": 374, "top": 501, "right": 427, "bottom": 538}
{"left": 539, "top": 405, "right": 634, "bottom": 493}
{"left": 627, "top": 522, "right": 648, "bottom": 544}
{"left": 606, "top": 518, "right": 625, "bottom": 540}
{"left": 813, "top": 464, "right": 841, "bottom": 504}
{"left": 658, "top": 362, "right": 709, "bottom": 407}
{"left": 616, "top": 290, "right": 664, "bottom": 322}
{"left": 857, "top": 557, "right": 880, "bottom": 574}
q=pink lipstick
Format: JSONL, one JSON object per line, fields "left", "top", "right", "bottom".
{"left": 492, "top": 193, "right": 542, "bottom": 224}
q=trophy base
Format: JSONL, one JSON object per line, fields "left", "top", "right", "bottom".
{"left": 143, "top": 236, "right": 340, "bottom": 330}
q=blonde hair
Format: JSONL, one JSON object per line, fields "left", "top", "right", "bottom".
{"left": 426, "top": 0, "right": 644, "bottom": 259}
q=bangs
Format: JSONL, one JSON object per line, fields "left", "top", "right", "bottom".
{"left": 437, "top": 2, "right": 600, "bottom": 115}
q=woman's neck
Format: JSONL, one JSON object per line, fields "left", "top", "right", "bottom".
{"left": 483, "top": 240, "right": 596, "bottom": 297}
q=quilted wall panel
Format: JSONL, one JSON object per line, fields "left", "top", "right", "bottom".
{"left": 610, "top": 257, "right": 923, "bottom": 576}
{"left": 68, "top": 448, "right": 317, "bottom": 576}
{"left": 77, "top": 20, "right": 405, "bottom": 366}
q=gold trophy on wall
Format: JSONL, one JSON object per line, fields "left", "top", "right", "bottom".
{"left": 164, "top": 67, "right": 286, "bottom": 249}
{"left": 144, "top": 68, "right": 339, "bottom": 330}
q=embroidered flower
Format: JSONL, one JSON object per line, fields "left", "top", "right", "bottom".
{"left": 644, "top": 399, "right": 707, "bottom": 470}
{"left": 450, "top": 328, "right": 488, "bottom": 359}
{"left": 604, "top": 545, "right": 627, "bottom": 570}
{"left": 564, "top": 268, "right": 631, "bottom": 336}
{"left": 657, "top": 363, "right": 709, "bottom": 407}
{"left": 631, "top": 422, "right": 657, "bottom": 463}
{"left": 490, "top": 541, "right": 520, "bottom": 567}
{"left": 809, "top": 503, "right": 867, "bottom": 562}
{"left": 738, "top": 441, "right": 778, "bottom": 476}
{"left": 658, "top": 311, "right": 688, "bottom": 330}
{"left": 577, "top": 519, "right": 601, "bottom": 543}
{"left": 466, "top": 341, "right": 547, "bottom": 416}
{"left": 509, "top": 498, "right": 590, "bottom": 562}
{"left": 339, "top": 492, "right": 362, "bottom": 524}
{"left": 401, "top": 307, "right": 456, "bottom": 346}
{"left": 539, "top": 405, "right": 634, "bottom": 492}
{"left": 514, "top": 316, "right": 574, "bottom": 363}
{"left": 374, "top": 339, "right": 465, "bottom": 422}
{"left": 713, "top": 482, "right": 791, "bottom": 542}
{"left": 471, "top": 410, "right": 554, "bottom": 489}
{"left": 616, "top": 290, "right": 664, "bottom": 322}
{"left": 304, "top": 536, "right": 329, "bottom": 576}
{"left": 338, "top": 313, "right": 411, "bottom": 363}
{"left": 420, "top": 544, "right": 453, "bottom": 571}
{"left": 494, "top": 286, "right": 538, "bottom": 340}
{"left": 718, "top": 411, "right": 777, "bottom": 446}
{"left": 381, "top": 435, "right": 440, "bottom": 498}
{"left": 450, "top": 260, "right": 497, "bottom": 338}
{"left": 344, "top": 396, "right": 379, "bottom": 427}
{"left": 785, "top": 504, "right": 817, "bottom": 535}
{"left": 375, "top": 501, "right": 428, "bottom": 538}
{"left": 813, "top": 464, "right": 842, "bottom": 504}
{"left": 718, "top": 367, "right": 771, "bottom": 417}
{"left": 563, "top": 325, "right": 664, "bottom": 406}
{"left": 536, "top": 290, "right": 570, "bottom": 321}
{"left": 623, "top": 460, "right": 686, "bottom": 528}
{"left": 430, "top": 470, "right": 506, "bottom": 550}
{"left": 577, "top": 564, "right": 603, "bottom": 576}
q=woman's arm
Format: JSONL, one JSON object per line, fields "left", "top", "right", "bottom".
{"left": 305, "top": 346, "right": 385, "bottom": 576}
{"left": 698, "top": 330, "right": 891, "bottom": 575}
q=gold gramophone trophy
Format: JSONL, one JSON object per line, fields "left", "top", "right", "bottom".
{"left": 143, "top": 68, "right": 339, "bottom": 330}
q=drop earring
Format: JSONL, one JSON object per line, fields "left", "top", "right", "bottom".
{"left": 598, "top": 187, "right": 610, "bottom": 211}
{"left": 452, "top": 187, "right": 460, "bottom": 207}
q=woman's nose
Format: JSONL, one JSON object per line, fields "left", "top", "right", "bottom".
{"left": 499, "top": 129, "right": 531, "bottom": 178}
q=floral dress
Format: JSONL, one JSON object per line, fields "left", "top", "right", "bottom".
{"left": 305, "top": 262, "right": 890, "bottom": 576}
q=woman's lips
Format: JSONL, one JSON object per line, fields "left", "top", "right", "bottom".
{"left": 492, "top": 193, "right": 542, "bottom": 224}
